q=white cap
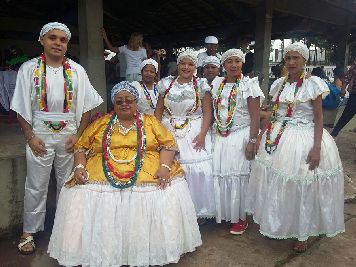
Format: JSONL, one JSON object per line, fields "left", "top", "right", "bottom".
{"left": 205, "top": 36, "right": 218, "bottom": 44}
{"left": 202, "top": 56, "right": 220, "bottom": 67}
{"left": 177, "top": 50, "right": 198, "bottom": 67}
{"left": 221, "top": 49, "right": 245, "bottom": 64}
{"left": 283, "top": 42, "right": 309, "bottom": 61}
{"left": 39, "top": 22, "right": 71, "bottom": 41}
{"left": 140, "top": 58, "right": 158, "bottom": 73}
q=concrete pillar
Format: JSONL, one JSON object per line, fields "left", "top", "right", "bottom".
{"left": 78, "top": 0, "right": 107, "bottom": 112}
{"left": 254, "top": 0, "right": 273, "bottom": 96}
{"left": 335, "top": 13, "right": 352, "bottom": 69}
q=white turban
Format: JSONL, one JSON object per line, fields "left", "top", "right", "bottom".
{"left": 221, "top": 49, "right": 245, "bottom": 64}
{"left": 111, "top": 81, "right": 139, "bottom": 104}
{"left": 283, "top": 42, "right": 309, "bottom": 61}
{"left": 140, "top": 58, "right": 158, "bottom": 73}
{"left": 177, "top": 50, "right": 198, "bottom": 67}
{"left": 39, "top": 22, "right": 71, "bottom": 41}
{"left": 202, "top": 56, "right": 220, "bottom": 67}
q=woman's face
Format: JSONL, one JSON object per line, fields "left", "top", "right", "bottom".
{"left": 142, "top": 64, "right": 156, "bottom": 84}
{"left": 113, "top": 91, "right": 137, "bottom": 120}
{"left": 284, "top": 51, "right": 306, "bottom": 77}
{"left": 223, "top": 56, "right": 243, "bottom": 78}
{"left": 178, "top": 58, "right": 196, "bottom": 79}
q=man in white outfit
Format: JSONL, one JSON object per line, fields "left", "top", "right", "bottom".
{"left": 11, "top": 22, "right": 103, "bottom": 255}
{"left": 197, "top": 36, "right": 221, "bottom": 77}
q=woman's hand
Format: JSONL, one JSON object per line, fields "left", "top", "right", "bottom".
{"left": 65, "top": 134, "right": 79, "bottom": 153}
{"left": 245, "top": 142, "right": 258, "bottom": 160}
{"left": 154, "top": 166, "right": 171, "bottom": 190}
{"left": 306, "top": 146, "right": 321, "bottom": 170}
{"left": 74, "top": 167, "right": 88, "bottom": 185}
{"left": 192, "top": 132, "right": 206, "bottom": 152}
{"left": 28, "top": 136, "right": 47, "bottom": 157}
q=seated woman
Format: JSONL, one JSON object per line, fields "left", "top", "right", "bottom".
{"left": 47, "top": 81, "right": 202, "bottom": 267}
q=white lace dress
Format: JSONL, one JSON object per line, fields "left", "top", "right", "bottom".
{"left": 211, "top": 76, "right": 264, "bottom": 223}
{"left": 245, "top": 76, "right": 345, "bottom": 241}
{"left": 157, "top": 76, "right": 215, "bottom": 218}
{"left": 131, "top": 81, "right": 158, "bottom": 115}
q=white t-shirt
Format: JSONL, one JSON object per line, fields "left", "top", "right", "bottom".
{"left": 118, "top": 45, "right": 147, "bottom": 75}
{"left": 197, "top": 51, "right": 221, "bottom": 67}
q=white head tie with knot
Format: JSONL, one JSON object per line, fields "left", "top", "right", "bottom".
{"left": 283, "top": 42, "right": 309, "bottom": 61}
{"left": 39, "top": 22, "right": 71, "bottom": 41}
{"left": 140, "top": 58, "right": 159, "bottom": 73}
{"left": 202, "top": 56, "right": 220, "bottom": 67}
{"left": 221, "top": 49, "right": 245, "bottom": 64}
{"left": 177, "top": 50, "right": 198, "bottom": 67}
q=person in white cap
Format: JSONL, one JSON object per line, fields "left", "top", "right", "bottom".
{"left": 202, "top": 55, "right": 221, "bottom": 86}
{"left": 197, "top": 36, "right": 221, "bottom": 77}
{"left": 246, "top": 42, "right": 344, "bottom": 252}
{"left": 155, "top": 50, "right": 215, "bottom": 223}
{"left": 131, "top": 58, "right": 159, "bottom": 115}
{"left": 11, "top": 22, "right": 103, "bottom": 255}
{"left": 211, "top": 48, "right": 264, "bottom": 235}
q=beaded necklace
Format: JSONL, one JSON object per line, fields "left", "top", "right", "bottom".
{"left": 214, "top": 75, "right": 242, "bottom": 137}
{"left": 140, "top": 81, "right": 157, "bottom": 109}
{"left": 265, "top": 72, "right": 304, "bottom": 154}
{"left": 34, "top": 53, "right": 73, "bottom": 132}
{"left": 102, "top": 112, "right": 146, "bottom": 189}
{"left": 164, "top": 76, "right": 200, "bottom": 129}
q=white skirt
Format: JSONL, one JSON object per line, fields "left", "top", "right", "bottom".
{"left": 245, "top": 124, "right": 345, "bottom": 241}
{"left": 162, "top": 116, "right": 215, "bottom": 218}
{"left": 213, "top": 126, "right": 251, "bottom": 223}
{"left": 47, "top": 177, "right": 202, "bottom": 267}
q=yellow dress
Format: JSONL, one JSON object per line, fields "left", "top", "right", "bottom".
{"left": 66, "top": 113, "right": 184, "bottom": 187}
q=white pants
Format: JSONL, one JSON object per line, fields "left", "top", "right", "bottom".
{"left": 23, "top": 133, "right": 74, "bottom": 233}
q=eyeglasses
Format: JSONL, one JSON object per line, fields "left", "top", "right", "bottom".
{"left": 115, "top": 98, "right": 136, "bottom": 105}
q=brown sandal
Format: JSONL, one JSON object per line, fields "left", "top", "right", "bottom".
{"left": 18, "top": 235, "right": 36, "bottom": 255}
{"left": 293, "top": 240, "right": 307, "bottom": 253}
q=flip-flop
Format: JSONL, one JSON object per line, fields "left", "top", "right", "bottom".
{"left": 293, "top": 241, "right": 307, "bottom": 253}
{"left": 18, "top": 235, "right": 36, "bottom": 255}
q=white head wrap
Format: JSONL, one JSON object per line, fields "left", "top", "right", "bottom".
{"left": 202, "top": 56, "right": 220, "bottom": 67}
{"left": 205, "top": 36, "right": 218, "bottom": 44}
{"left": 283, "top": 42, "right": 309, "bottom": 61}
{"left": 177, "top": 50, "right": 198, "bottom": 67}
{"left": 221, "top": 49, "right": 245, "bottom": 64}
{"left": 111, "top": 81, "right": 139, "bottom": 104}
{"left": 39, "top": 22, "right": 71, "bottom": 41}
{"left": 140, "top": 58, "right": 158, "bottom": 73}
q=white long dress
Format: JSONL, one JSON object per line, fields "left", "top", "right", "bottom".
{"left": 245, "top": 76, "right": 345, "bottom": 241}
{"left": 157, "top": 76, "right": 215, "bottom": 218}
{"left": 131, "top": 81, "right": 158, "bottom": 115}
{"left": 211, "top": 76, "right": 264, "bottom": 223}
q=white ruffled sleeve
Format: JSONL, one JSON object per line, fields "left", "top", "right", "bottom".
{"left": 269, "top": 77, "right": 285, "bottom": 101}
{"left": 240, "top": 77, "right": 265, "bottom": 100}
{"left": 297, "top": 76, "right": 330, "bottom": 102}
{"left": 157, "top": 76, "right": 173, "bottom": 96}
{"left": 197, "top": 77, "right": 211, "bottom": 96}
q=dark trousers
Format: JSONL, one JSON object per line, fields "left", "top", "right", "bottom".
{"left": 331, "top": 94, "right": 356, "bottom": 137}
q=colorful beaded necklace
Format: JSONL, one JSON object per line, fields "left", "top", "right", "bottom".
{"left": 214, "top": 75, "right": 242, "bottom": 137}
{"left": 265, "top": 72, "right": 304, "bottom": 154}
{"left": 102, "top": 112, "right": 146, "bottom": 189}
{"left": 140, "top": 81, "right": 157, "bottom": 109}
{"left": 34, "top": 53, "right": 73, "bottom": 132}
{"left": 164, "top": 76, "right": 200, "bottom": 129}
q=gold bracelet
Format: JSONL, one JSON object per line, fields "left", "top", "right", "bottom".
{"left": 26, "top": 134, "right": 35, "bottom": 143}
{"left": 161, "top": 163, "right": 172, "bottom": 172}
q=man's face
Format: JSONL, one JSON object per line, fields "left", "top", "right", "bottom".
{"left": 206, "top": 43, "right": 218, "bottom": 55}
{"left": 40, "top": 29, "right": 68, "bottom": 59}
